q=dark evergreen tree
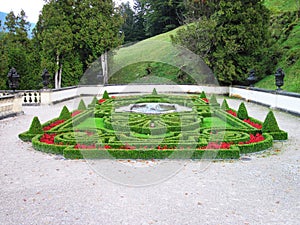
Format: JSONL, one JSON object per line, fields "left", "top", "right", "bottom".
{"left": 140, "top": 0, "right": 184, "bottom": 37}
{"left": 172, "top": 0, "right": 275, "bottom": 85}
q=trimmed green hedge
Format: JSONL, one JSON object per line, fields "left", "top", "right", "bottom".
{"left": 63, "top": 146, "right": 240, "bottom": 160}
{"left": 19, "top": 93, "right": 288, "bottom": 160}
{"left": 32, "top": 134, "right": 68, "bottom": 155}
{"left": 238, "top": 133, "right": 273, "bottom": 154}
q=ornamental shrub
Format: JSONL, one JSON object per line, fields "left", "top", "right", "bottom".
{"left": 102, "top": 91, "right": 110, "bottom": 99}
{"left": 237, "top": 102, "right": 248, "bottom": 120}
{"left": 200, "top": 91, "right": 206, "bottom": 99}
{"left": 59, "top": 106, "right": 71, "bottom": 120}
{"left": 221, "top": 99, "right": 230, "bottom": 110}
{"left": 152, "top": 88, "right": 158, "bottom": 95}
{"left": 90, "top": 96, "right": 98, "bottom": 105}
{"left": 28, "top": 117, "right": 43, "bottom": 134}
{"left": 209, "top": 94, "right": 218, "bottom": 105}
{"left": 262, "top": 111, "right": 280, "bottom": 133}
{"left": 78, "top": 99, "right": 87, "bottom": 110}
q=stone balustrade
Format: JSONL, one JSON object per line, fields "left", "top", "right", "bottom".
{"left": 0, "top": 94, "right": 23, "bottom": 119}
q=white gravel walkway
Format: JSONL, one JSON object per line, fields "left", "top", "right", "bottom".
{"left": 0, "top": 98, "right": 299, "bottom": 225}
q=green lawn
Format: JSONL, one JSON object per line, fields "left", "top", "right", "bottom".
{"left": 75, "top": 118, "right": 104, "bottom": 129}
{"left": 202, "top": 117, "right": 233, "bottom": 129}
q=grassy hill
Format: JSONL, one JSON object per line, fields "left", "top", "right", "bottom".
{"left": 256, "top": 0, "right": 300, "bottom": 93}
{"left": 109, "top": 27, "right": 212, "bottom": 85}
{"left": 110, "top": 1, "right": 300, "bottom": 93}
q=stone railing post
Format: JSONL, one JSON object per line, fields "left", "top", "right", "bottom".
{"left": 40, "top": 89, "right": 52, "bottom": 105}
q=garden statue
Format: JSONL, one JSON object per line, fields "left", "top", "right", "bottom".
{"left": 41, "top": 69, "right": 50, "bottom": 89}
{"left": 246, "top": 69, "right": 257, "bottom": 87}
{"left": 7, "top": 67, "right": 20, "bottom": 92}
{"left": 275, "top": 68, "right": 285, "bottom": 90}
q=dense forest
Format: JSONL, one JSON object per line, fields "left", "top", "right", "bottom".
{"left": 0, "top": 0, "right": 299, "bottom": 90}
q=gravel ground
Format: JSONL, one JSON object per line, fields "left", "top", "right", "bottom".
{"left": 0, "top": 98, "right": 299, "bottom": 225}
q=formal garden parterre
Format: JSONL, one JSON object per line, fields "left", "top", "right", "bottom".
{"left": 19, "top": 90, "right": 288, "bottom": 160}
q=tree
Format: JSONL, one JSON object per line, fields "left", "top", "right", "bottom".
{"left": 140, "top": 0, "right": 184, "bottom": 37}
{"left": 172, "top": 0, "right": 275, "bottom": 85}
{"left": 36, "top": 1, "right": 74, "bottom": 89}
{"left": 183, "top": 0, "right": 220, "bottom": 22}
{"left": 119, "top": 2, "right": 136, "bottom": 43}
{"left": 35, "top": 0, "right": 124, "bottom": 88}
{"left": 1, "top": 10, "right": 39, "bottom": 90}
{"left": 74, "top": 0, "right": 124, "bottom": 65}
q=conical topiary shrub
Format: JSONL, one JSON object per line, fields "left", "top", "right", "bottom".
{"left": 209, "top": 94, "right": 218, "bottom": 105}
{"left": 28, "top": 116, "right": 43, "bottom": 134}
{"left": 78, "top": 99, "right": 87, "bottom": 110}
{"left": 102, "top": 90, "right": 110, "bottom": 99}
{"left": 200, "top": 91, "right": 206, "bottom": 99}
{"left": 152, "top": 88, "right": 158, "bottom": 95}
{"left": 237, "top": 102, "right": 249, "bottom": 120}
{"left": 59, "top": 106, "right": 71, "bottom": 120}
{"left": 262, "top": 111, "right": 280, "bottom": 133}
{"left": 90, "top": 96, "right": 98, "bottom": 106}
{"left": 221, "top": 99, "right": 230, "bottom": 110}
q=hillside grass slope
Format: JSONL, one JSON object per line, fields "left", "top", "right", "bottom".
{"left": 110, "top": 0, "right": 300, "bottom": 93}
{"left": 256, "top": 0, "right": 300, "bottom": 93}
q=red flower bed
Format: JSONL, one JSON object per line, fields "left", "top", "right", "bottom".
{"left": 71, "top": 110, "right": 82, "bottom": 117}
{"left": 85, "top": 131, "right": 95, "bottom": 136}
{"left": 40, "top": 133, "right": 57, "bottom": 144}
{"left": 121, "top": 144, "right": 136, "bottom": 150}
{"left": 199, "top": 142, "right": 231, "bottom": 150}
{"left": 239, "top": 133, "right": 264, "bottom": 145}
{"left": 227, "top": 109, "right": 237, "bottom": 117}
{"left": 243, "top": 119, "right": 262, "bottom": 129}
{"left": 98, "top": 99, "right": 106, "bottom": 104}
{"left": 202, "top": 98, "right": 209, "bottom": 103}
{"left": 43, "top": 120, "right": 65, "bottom": 131}
{"left": 74, "top": 144, "right": 96, "bottom": 149}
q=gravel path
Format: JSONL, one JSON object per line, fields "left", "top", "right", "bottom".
{"left": 0, "top": 98, "right": 299, "bottom": 225}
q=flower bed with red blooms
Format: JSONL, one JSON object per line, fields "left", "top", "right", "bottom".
{"left": 40, "top": 133, "right": 57, "bottom": 144}
{"left": 43, "top": 120, "right": 65, "bottom": 131}
{"left": 71, "top": 110, "right": 82, "bottom": 117}
{"left": 74, "top": 143, "right": 96, "bottom": 149}
{"left": 239, "top": 133, "right": 264, "bottom": 144}
{"left": 227, "top": 109, "right": 237, "bottom": 117}
{"left": 98, "top": 99, "right": 106, "bottom": 104}
{"left": 202, "top": 98, "right": 209, "bottom": 103}
{"left": 243, "top": 119, "right": 262, "bottom": 129}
